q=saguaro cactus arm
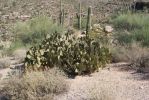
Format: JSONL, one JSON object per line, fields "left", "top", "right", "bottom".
{"left": 78, "top": 2, "right": 82, "bottom": 30}
{"left": 86, "top": 6, "right": 92, "bottom": 37}
{"left": 59, "top": 0, "right": 64, "bottom": 25}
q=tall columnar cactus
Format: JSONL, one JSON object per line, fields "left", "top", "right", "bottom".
{"left": 60, "top": 0, "right": 62, "bottom": 11}
{"left": 59, "top": 0, "right": 64, "bottom": 26}
{"left": 59, "top": 0, "right": 62, "bottom": 25}
{"left": 77, "top": 2, "right": 82, "bottom": 30}
{"left": 86, "top": 6, "right": 92, "bottom": 37}
{"left": 62, "top": 9, "right": 65, "bottom": 26}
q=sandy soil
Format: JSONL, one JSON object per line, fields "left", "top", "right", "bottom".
{"left": 0, "top": 62, "right": 149, "bottom": 100}
{"left": 54, "top": 64, "right": 149, "bottom": 100}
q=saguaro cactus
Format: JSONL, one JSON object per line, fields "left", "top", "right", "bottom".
{"left": 60, "top": 0, "right": 62, "bottom": 24}
{"left": 77, "top": 2, "right": 82, "bottom": 30}
{"left": 59, "top": 0, "right": 64, "bottom": 26}
{"left": 86, "top": 6, "right": 92, "bottom": 37}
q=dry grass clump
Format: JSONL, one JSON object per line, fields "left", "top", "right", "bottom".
{"left": 0, "top": 58, "right": 11, "bottom": 69}
{"left": 0, "top": 68, "right": 69, "bottom": 100}
{"left": 12, "top": 48, "right": 27, "bottom": 63}
{"left": 112, "top": 43, "right": 148, "bottom": 62}
{"left": 112, "top": 42, "right": 149, "bottom": 70}
{"left": 88, "top": 84, "right": 119, "bottom": 100}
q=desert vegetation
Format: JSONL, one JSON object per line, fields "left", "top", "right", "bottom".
{"left": 0, "top": 0, "right": 149, "bottom": 100}
{"left": 0, "top": 68, "right": 69, "bottom": 100}
{"left": 111, "top": 12, "right": 149, "bottom": 46}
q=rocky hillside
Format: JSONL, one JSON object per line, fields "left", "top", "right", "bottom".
{"left": 0, "top": 0, "right": 134, "bottom": 42}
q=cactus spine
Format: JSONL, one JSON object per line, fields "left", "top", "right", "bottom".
{"left": 86, "top": 6, "right": 92, "bottom": 37}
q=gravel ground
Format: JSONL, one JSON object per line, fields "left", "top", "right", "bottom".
{"left": 54, "top": 65, "right": 149, "bottom": 100}
{"left": 0, "top": 62, "right": 149, "bottom": 100}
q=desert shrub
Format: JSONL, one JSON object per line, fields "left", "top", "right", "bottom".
{"left": 88, "top": 24, "right": 112, "bottom": 46}
{"left": 111, "top": 13, "right": 149, "bottom": 46}
{"left": 113, "top": 31, "right": 132, "bottom": 45}
{"left": 132, "top": 28, "right": 149, "bottom": 46}
{"left": 73, "top": 18, "right": 87, "bottom": 30}
{"left": 13, "top": 16, "right": 64, "bottom": 47}
{"left": 0, "top": 58, "right": 11, "bottom": 69}
{"left": 0, "top": 68, "right": 69, "bottom": 100}
{"left": 25, "top": 31, "right": 111, "bottom": 75}
{"left": 112, "top": 42, "right": 149, "bottom": 70}
{"left": 12, "top": 48, "right": 27, "bottom": 63}
{"left": 114, "top": 28, "right": 149, "bottom": 46}
{"left": 4, "top": 16, "right": 64, "bottom": 54}
{"left": 5, "top": 40, "right": 28, "bottom": 54}
{"left": 73, "top": 16, "right": 97, "bottom": 30}
{"left": 112, "top": 43, "right": 140, "bottom": 62}
{"left": 0, "top": 40, "right": 30, "bottom": 57}
{"left": 111, "top": 12, "right": 149, "bottom": 31}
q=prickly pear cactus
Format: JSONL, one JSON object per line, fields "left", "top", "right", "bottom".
{"left": 25, "top": 31, "right": 111, "bottom": 75}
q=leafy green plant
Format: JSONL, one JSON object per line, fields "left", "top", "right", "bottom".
{"left": 111, "top": 12, "right": 149, "bottom": 46}
{"left": 25, "top": 31, "right": 111, "bottom": 75}
{"left": 14, "top": 16, "right": 64, "bottom": 46}
{"left": 111, "top": 12, "right": 149, "bottom": 31}
{"left": 3, "top": 16, "right": 65, "bottom": 55}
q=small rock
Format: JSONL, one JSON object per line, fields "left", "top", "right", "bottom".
{"left": 104, "top": 25, "right": 113, "bottom": 33}
{"left": 82, "top": 31, "right": 86, "bottom": 35}
{"left": 9, "top": 13, "right": 15, "bottom": 20}
{"left": 139, "top": 86, "right": 144, "bottom": 89}
{"left": 12, "top": 11, "right": 20, "bottom": 18}
{"left": 2, "top": 15, "right": 9, "bottom": 19}
{"left": 18, "top": 15, "right": 31, "bottom": 21}
{"left": 93, "top": 24, "right": 103, "bottom": 30}
{"left": 93, "top": 24, "right": 100, "bottom": 28}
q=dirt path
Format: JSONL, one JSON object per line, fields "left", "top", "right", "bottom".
{"left": 0, "top": 57, "right": 24, "bottom": 82}
{"left": 55, "top": 65, "right": 149, "bottom": 100}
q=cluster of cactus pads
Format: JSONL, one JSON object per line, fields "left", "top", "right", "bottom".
{"left": 25, "top": 31, "right": 111, "bottom": 75}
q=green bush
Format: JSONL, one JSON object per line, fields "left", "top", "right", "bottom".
{"left": 111, "top": 13, "right": 149, "bottom": 46}
{"left": 111, "top": 12, "right": 149, "bottom": 31}
{"left": 13, "top": 16, "right": 64, "bottom": 46}
{"left": 5, "top": 16, "right": 64, "bottom": 54}
{"left": 73, "top": 18, "right": 87, "bottom": 30}
{"left": 114, "top": 28, "right": 149, "bottom": 46}
{"left": 133, "top": 28, "right": 149, "bottom": 46}
{"left": 25, "top": 31, "right": 111, "bottom": 75}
